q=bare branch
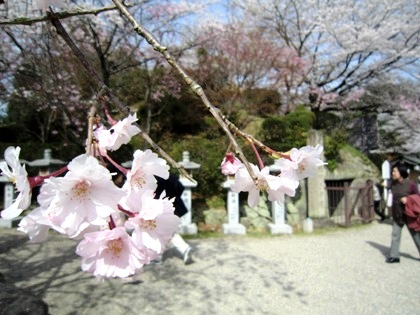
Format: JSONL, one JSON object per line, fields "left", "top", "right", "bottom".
{"left": 0, "top": 5, "right": 121, "bottom": 26}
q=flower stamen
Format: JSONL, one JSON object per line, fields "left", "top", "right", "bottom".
{"left": 141, "top": 219, "right": 157, "bottom": 231}
{"left": 72, "top": 181, "right": 90, "bottom": 201}
{"left": 107, "top": 238, "right": 124, "bottom": 257}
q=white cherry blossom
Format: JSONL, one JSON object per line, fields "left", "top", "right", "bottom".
{"left": 123, "top": 149, "right": 169, "bottom": 196}
{"left": 18, "top": 207, "right": 51, "bottom": 243}
{"left": 76, "top": 227, "right": 145, "bottom": 278}
{"left": 95, "top": 113, "right": 140, "bottom": 152}
{"left": 43, "top": 154, "right": 124, "bottom": 238}
{"left": 231, "top": 164, "right": 298, "bottom": 208}
{"left": 125, "top": 190, "right": 180, "bottom": 255}
{"left": 0, "top": 146, "right": 31, "bottom": 219}
{"left": 275, "top": 145, "right": 326, "bottom": 181}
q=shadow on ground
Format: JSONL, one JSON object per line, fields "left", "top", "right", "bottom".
{"left": 0, "top": 230, "right": 305, "bottom": 314}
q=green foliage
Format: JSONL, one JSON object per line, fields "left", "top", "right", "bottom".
{"left": 144, "top": 88, "right": 209, "bottom": 142}
{"left": 344, "top": 144, "right": 376, "bottom": 166}
{"left": 111, "top": 67, "right": 148, "bottom": 109}
{"left": 323, "top": 129, "right": 348, "bottom": 171}
{"left": 160, "top": 132, "right": 229, "bottom": 222}
{"left": 259, "top": 105, "right": 315, "bottom": 153}
{"left": 166, "top": 134, "right": 226, "bottom": 199}
{"left": 206, "top": 195, "right": 225, "bottom": 209}
{"left": 313, "top": 111, "right": 343, "bottom": 131}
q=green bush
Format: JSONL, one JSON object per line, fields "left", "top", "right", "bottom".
{"left": 259, "top": 105, "right": 315, "bottom": 153}
{"left": 162, "top": 133, "right": 228, "bottom": 223}
{"left": 323, "top": 129, "right": 348, "bottom": 171}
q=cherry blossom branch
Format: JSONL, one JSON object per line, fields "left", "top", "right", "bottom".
{"left": 28, "top": 165, "right": 69, "bottom": 189}
{"left": 110, "top": 0, "right": 258, "bottom": 183}
{"left": 47, "top": 11, "right": 192, "bottom": 180}
{"left": 0, "top": 5, "right": 122, "bottom": 26}
{"left": 219, "top": 113, "right": 292, "bottom": 160}
{"left": 249, "top": 140, "right": 265, "bottom": 170}
{"left": 86, "top": 106, "right": 97, "bottom": 156}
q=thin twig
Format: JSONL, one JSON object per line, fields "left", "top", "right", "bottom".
{"left": 219, "top": 113, "right": 291, "bottom": 160}
{"left": 86, "top": 106, "right": 97, "bottom": 155}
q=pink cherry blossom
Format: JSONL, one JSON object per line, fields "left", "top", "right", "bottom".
{"left": 18, "top": 207, "right": 51, "bottom": 243}
{"left": 76, "top": 227, "right": 145, "bottom": 278}
{"left": 18, "top": 176, "right": 65, "bottom": 241}
{"left": 124, "top": 190, "right": 180, "bottom": 255}
{"left": 0, "top": 146, "right": 31, "bottom": 219}
{"left": 220, "top": 152, "right": 243, "bottom": 176}
{"left": 231, "top": 164, "right": 298, "bottom": 207}
{"left": 275, "top": 145, "right": 326, "bottom": 180}
{"left": 43, "top": 154, "right": 125, "bottom": 238}
{"left": 95, "top": 113, "right": 140, "bottom": 152}
{"left": 123, "top": 149, "right": 169, "bottom": 195}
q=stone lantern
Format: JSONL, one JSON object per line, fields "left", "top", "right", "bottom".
{"left": 268, "top": 162, "right": 292, "bottom": 234}
{"left": 28, "top": 149, "right": 66, "bottom": 176}
{"left": 178, "top": 151, "right": 200, "bottom": 235}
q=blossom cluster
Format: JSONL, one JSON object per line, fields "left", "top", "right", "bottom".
{"left": 1, "top": 111, "right": 325, "bottom": 279}
{"left": 220, "top": 145, "right": 326, "bottom": 207}
{"left": 0, "top": 114, "right": 180, "bottom": 278}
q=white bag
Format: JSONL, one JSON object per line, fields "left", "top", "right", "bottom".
{"left": 386, "top": 191, "right": 393, "bottom": 208}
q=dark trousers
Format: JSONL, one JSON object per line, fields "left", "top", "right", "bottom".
{"left": 374, "top": 200, "right": 385, "bottom": 220}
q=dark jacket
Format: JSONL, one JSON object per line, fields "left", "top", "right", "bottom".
{"left": 391, "top": 179, "right": 418, "bottom": 226}
{"left": 155, "top": 174, "right": 188, "bottom": 218}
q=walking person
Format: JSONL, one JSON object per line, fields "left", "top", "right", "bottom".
{"left": 367, "top": 179, "right": 385, "bottom": 221}
{"left": 386, "top": 163, "right": 420, "bottom": 263}
{"left": 155, "top": 174, "right": 194, "bottom": 265}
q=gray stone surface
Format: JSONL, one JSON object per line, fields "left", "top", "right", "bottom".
{"left": 0, "top": 221, "right": 419, "bottom": 315}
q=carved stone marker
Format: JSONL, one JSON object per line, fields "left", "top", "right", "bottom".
{"left": 268, "top": 163, "right": 292, "bottom": 234}
{"left": 222, "top": 177, "right": 246, "bottom": 235}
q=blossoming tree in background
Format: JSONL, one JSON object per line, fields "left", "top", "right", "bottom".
{"left": 0, "top": 0, "right": 328, "bottom": 278}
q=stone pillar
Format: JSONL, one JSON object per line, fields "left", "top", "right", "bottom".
{"left": 381, "top": 160, "right": 391, "bottom": 217}
{"left": 307, "top": 130, "right": 328, "bottom": 219}
{"left": 178, "top": 177, "right": 198, "bottom": 235}
{"left": 268, "top": 199, "right": 292, "bottom": 234}
{"left": 268, "top": 163, "right": 292, "bottom": 234}
{"left": 0, "top": 177, "right": 19, "bottom": 228}
{"left": 222, "top": 177, "right": 246, "bottom": 235}
{"left": 4, "top": 182, "right": 14, "bottom": 209}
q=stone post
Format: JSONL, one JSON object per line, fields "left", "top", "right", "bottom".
{"left": 307, "top": 130, "right": 328, "bottom": 219}
{"left": 178, "top": 177, "right": 198, "bottom": 234}
{"left": 0, "top": 176, "right": 19, "bottom": 228}
{"left": 222, "top": 177, "right": 246, "bottom": 235}
{"left": 268, "top": 163, "right": 292, "bottom": 234}
{"left": 4, "top": 181, "right": 14, "bottom": 209}
{"left": 381, "top": 160, "right": 391, "bottom": 216}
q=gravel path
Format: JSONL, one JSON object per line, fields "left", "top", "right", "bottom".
{"left": 0, "top": 221, "right": 419, "bottom": 315}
